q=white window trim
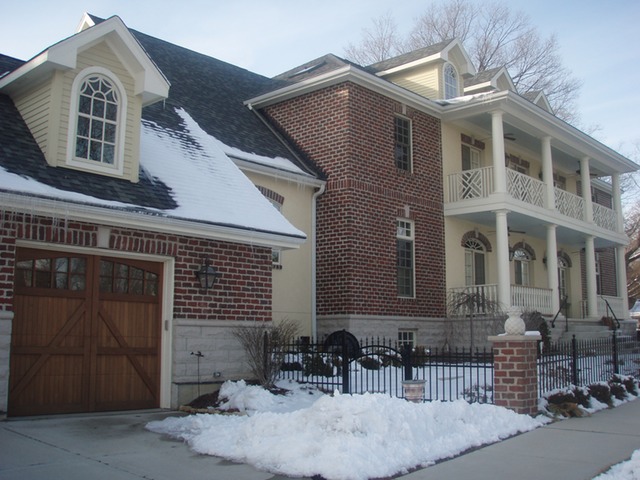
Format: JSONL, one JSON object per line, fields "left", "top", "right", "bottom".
{"left": 397, "top": 218, "right": 415, "bottom": 298}
{"left": 443, "top": 62, "right": 459, "bottom": 99}
{"left": 66, "top": 66, "right": 127, "bottom": 176}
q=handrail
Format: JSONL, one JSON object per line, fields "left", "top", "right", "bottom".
{"left": 601, "top": 296, "right": 620, "bottom": 330}
{"left": 550, "top": 296, "right": 569, "bottom": 331}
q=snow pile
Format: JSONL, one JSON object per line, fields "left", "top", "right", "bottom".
{"left": 147, "top": 380, "right": 545, "bottom": 480}
{"left": 594, "top": 450, "right": 640, "bottom": 480}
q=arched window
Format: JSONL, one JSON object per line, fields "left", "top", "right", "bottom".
{"left": 558, "top": 255, "right": 570, "bottom": 302}
{"left": 444, "top": 63, "right": 458, "bottom": 99}
{"left": 67, "top": 67, "right": 126, "bottom": 175}
{"left": 513, "top": 248, "right": 532, "bottom": 286}
{"left": 464, "top": 238, "right": 485, "bottom": 286}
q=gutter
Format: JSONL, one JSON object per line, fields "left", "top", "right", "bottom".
{"left": 0, "top": 191, "right": 306, "bottom": 250}
{"left": 311, "top": 182, "right": 326, "bottom": 338}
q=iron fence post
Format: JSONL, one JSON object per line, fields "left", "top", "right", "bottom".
{"left": 612, "top": 331, "right": 619, "bottom": 375}
{"left": 341, "top": 330, "right": 350, "bottom": 394}
{"left": 571, "top": 335, "right": 578, "bottom": 385}
{"left": 402, "top": 344, "right": 413, "bottom": 381}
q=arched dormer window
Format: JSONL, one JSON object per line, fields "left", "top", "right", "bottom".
{"left": 444, "top": 63, "right": 458, "bottom": 99}
{"left": 67, "top": 67, "right": 127, "bottom": 176}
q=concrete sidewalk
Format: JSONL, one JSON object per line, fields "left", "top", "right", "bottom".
{"left": 403, "top": 399, "right": 640, "bottom": 480}
{"left": 1, "top": 400, "right": 639, "bottom": 480}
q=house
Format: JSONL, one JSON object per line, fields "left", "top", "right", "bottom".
{"left": 0, "top": 14, "right": 323, "bottom": 416}
{"left": 1, "top": 13, "right": 635, "bottom": 416}
{"left": 249, "top": 38, "right": 637, "bottom": 346}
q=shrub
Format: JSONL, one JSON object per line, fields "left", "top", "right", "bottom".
{"left": 232, "top": 319, "right": 299, "bottom": 388}
{"left": 572, "top": 386, "right": 591, "bottom": 408}
{"left": 588, "top": 383, "right": 612, "bottom": 406}
{"left": 359, "top": 356, "right": 381, "bottom": 370}
{"left": 303, "top": 354, "right": 334, "bottom": 377}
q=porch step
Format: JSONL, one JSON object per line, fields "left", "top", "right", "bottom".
{"left": 558, "top": 322, "right": 612, "bottom": 342}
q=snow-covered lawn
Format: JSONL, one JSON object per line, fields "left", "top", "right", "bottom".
{"left": 147, "top": 380, "right": 546, "bottom": 480}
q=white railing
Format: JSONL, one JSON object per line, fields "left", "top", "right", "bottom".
{"left": 446, "top": 167, "right": 618, "bottom": 233}
{"left": 447, "top": 166, "right": 494, "bottom": 202}
{"left": 448, "top": 284, "right": 553, "bottom": 316}
{"left": 510, "top": 285, "right": 553, "bottom": 315}
{"left": 555, "top": 188, "right": 585, "bottom": 222}
{"left": 447, "top": 284, "right": 499, "bottom": 316}
{"left": 507, "top": 169, "right": 545, "bottom": 208}
{"left": 593, "top": 203, "right": 618, "bottom": 231}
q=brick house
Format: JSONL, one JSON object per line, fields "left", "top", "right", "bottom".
{"left": 0, "top": 14, "right": 322, "bottom": 416}
{"left": 250, "top": 39, "right": 638, "bottom": 346}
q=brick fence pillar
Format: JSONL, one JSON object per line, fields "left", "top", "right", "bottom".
{"left": 488, "top": 334, "right": 541, "bottom": 415}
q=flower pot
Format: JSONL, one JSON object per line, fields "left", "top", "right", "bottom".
{"left": 402, "top": 380, "right": 426, "bottom": 403}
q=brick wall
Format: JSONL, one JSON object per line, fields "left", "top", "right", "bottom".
{"left": 0, "top": 211, "right": 272, "bottom": 322}
{"left": 265, "top": 82, "right": 446, "bottom": 319}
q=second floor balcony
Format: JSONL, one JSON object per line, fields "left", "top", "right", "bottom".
{"left": 446, "top": 166, "right": 619, "bottom": 233}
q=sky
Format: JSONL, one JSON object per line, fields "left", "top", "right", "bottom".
{"left": 2, "top": 1, "right": 639, "bottom": 158}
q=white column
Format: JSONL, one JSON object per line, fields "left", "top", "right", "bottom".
{"left": 546, "top": 224, "right": 560, "bottom": 314}
{"left": 491, "top": 111, "right": 507, "bottom": 194}
{"left": 495, "top": 209, "right": 511, "bottom": 311}
{"left": 541, "top": 136, "right": 555, "bottom": 210}
{"left": 616, "top": 246, "right": 629, "bottom": 313}
{"left": 580, "top": 157, "right": 594, "bottom": 223}
{"left": 612, "top": 173, "right": 624, "bottom": 233}
{"left": 585, "top": 236, "right": 598, "bottom": 318}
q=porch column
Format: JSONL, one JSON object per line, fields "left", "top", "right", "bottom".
{"left": 616, "top": 246, "right": 629, "bottom": 312}
{"left": 491, "top": 111, "right": 507, "bottom": 194}
{"left": 585, "top": 235, "right": 598, "bottom": 318}
{"left": 612, "top": 174, "right": 624, "bottom": 233}
{"left": 546, "top": 224, "right": 560, "bottom": 314}
{"left": 580, "top": 157, "right": 594, "bottom": 223}
{"left": 495, "top": 209, "right": 511, "bottom": 311}
{"left": 541, "top": 136, "right": 555, "bottom": 210}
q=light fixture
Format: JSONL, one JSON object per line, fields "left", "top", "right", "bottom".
{"left": 195, "top": 257, "right": 221, "bottom": 290}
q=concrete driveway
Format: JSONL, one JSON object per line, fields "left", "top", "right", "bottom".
{"left": 0, "top": 410, "right": 303, "bottom": 480}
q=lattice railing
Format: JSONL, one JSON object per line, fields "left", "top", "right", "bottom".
{"left": 555, "top": 188, "right": 585, "bottom": 222}
{"left": 506, "top": 169, "right": 544, "bottom": 208}
{"left": 447, "top": 167, "right": 494, "bottom": 202}
{"left": 593, "top": 203, "right": 618, "bottom": 231}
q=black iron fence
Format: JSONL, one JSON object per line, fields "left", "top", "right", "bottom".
{"left": 278, "top": 332, "right": 494, "bottom": 404}
{"left": 538, "top": 333, "right": 640, "bottom": 397}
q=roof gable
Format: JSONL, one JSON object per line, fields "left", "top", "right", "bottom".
{"left": 464, "top": 66, "right": 515, "bottom": 94}
{"left": 0, "top": 15, "right": 169, "bottom": 106}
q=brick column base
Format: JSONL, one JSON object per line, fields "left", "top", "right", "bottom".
{"left": 489, "top": 334, "right": 541, "bottom": 415}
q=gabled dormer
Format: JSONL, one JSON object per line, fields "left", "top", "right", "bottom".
{"left": 368, "top": 38, "right": 476, "bottom": 100}
{"left": 521, "top": 90, "right": 553, "bottom": 114}
{"left": 463, "top": 66, "right": 515, "bottom": 95}
{"left": 0, "top": 14, "right": 169, "bottom": 183}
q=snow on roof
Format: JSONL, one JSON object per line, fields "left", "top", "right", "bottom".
{"left": 140, "top": 108, "right": 305, "bottom": 237}
{"left": 0, "top": 107, "right": 305, "bottom": 240}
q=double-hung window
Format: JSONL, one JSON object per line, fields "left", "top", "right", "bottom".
{"left": 397, "top": 219, "right": 415, "bottom": 297}
{"left": 394, "top": 116, "right": 412, "bottom": 171}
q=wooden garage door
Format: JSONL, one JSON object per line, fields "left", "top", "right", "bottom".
{"left": 9, "top": 248, "right": 162, "bottom": 416}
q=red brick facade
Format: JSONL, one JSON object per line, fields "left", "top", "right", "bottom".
{"left": 265, "top": 82, "right": 446, "bottom": 318}
{"left": 0, "top": 212, "right": 272, "bottom": 321}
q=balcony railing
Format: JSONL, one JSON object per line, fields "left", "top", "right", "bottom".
{"left": 448, "top": 284, "right": 553, "bottom": 316}
{"left": 446, "top": 167, "right": 618, "bottom": 232}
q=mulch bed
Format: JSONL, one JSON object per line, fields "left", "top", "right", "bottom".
{"left": 179, "top": 383, "right": 289, "bottom": 414}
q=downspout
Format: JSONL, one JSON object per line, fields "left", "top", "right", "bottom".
{"left": 311, "top": 183, "right": 326, "bottom": 339}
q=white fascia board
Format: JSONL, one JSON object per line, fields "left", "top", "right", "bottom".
{"left": 374, "top": 53, "right": 443, "bottom": 77}
{"left": 0, "top": 191, "right": 306, "bottom": 250}
{"left": 232, "top": 157, "right": 325, "bottom": 188}
{"left": 246, "top": 65, "right": 444, "bottom": 117}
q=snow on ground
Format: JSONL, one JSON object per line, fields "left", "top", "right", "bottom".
{"left": 147, "top": 379, "right": 546, "bottom": 480}
{"left": 594, "top": 450, "right": 640, "bottom": 480}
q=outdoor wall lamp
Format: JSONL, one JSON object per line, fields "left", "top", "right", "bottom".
{"left": 195, "top": 257, "right": 221, "bottom": 290}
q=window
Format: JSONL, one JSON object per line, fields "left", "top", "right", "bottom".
{"left": 595, "top": 253, "right": 602, "bottom": 295}
{"left": 268, "top": 197, "right": 284, "bottom": 267}
{"left": 513, "top": 248, "right": 531, "bottom": 286}
{"left": 464, "top": 238, "right": 485, "bottom": 286}
{"left": 398, "top": 330, "right": 415, "bottom": 349}
{"left": 558, "top": 256, "right": 569, "bottom": 302}
{"left": 394, "top": 116, "right": 412, "bottom": 171}
{"left": 67, "top": 67, "right": 126, "bottom": 175}
{"left": 444, "top": 63, "right": 458, "bottom": 99}
{"left": 397, "top": 219, "right": 415, "bottom": 297}
{"left": 461, "top": 144, "right": 481, "bottom": 171}
{"left": 15, "top": 256, "right": 87, "bottom": 291}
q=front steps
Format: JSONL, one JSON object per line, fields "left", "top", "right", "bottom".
{"left": 548, "top": 319, "right": 636, "bottom": 342}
